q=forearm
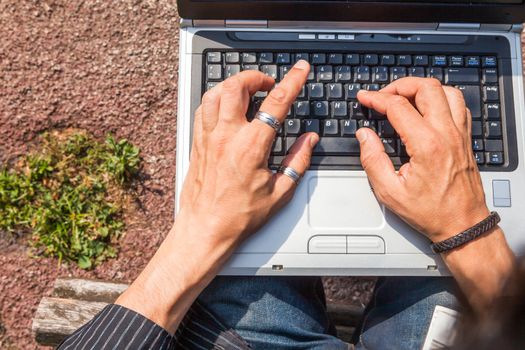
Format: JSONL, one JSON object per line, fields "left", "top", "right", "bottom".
{"left": 115, "top": 212, "right": 234, "bottom": 334}
{"left": 442, "top": 226, "right": 515, "bottom": 313}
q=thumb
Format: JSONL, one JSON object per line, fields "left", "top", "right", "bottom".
{"left": 356, "top": 128, "right": 399, "bottom": 202}
{"left": 272, "top": 132, "right": 318, "bottom": 203}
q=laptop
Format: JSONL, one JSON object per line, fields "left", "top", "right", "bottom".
{"left": 175, "top": 0, "right": 525, "bottom": 276}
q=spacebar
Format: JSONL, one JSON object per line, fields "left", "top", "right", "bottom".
{"left": 313, "top": 138, "right": 360, "bottom": 155}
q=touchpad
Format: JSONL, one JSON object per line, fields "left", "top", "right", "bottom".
{"left": 307, "top": 175, "right": 385, "bottom": 229}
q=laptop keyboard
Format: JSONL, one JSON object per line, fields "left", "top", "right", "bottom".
{"left": 204, "top": 51, "right": 504, "bottom": 170}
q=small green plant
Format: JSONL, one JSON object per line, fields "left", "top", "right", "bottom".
{"left": 0, "top": 130, "right": 140, "bottom": 269}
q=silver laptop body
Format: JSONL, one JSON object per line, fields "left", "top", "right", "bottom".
{"left": 175, "top": 0, "right": 525, "bottom": 276}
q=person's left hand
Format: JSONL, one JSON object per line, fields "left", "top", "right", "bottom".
{"left": 178, "top": 60, "right": 318, "bottom": 253}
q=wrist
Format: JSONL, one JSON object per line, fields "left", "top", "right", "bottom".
{"left": 432, "top": 206, "right": 491, "bottom": 243}
{"left": 116, "top": 212, "right": 235, "bottom": 333}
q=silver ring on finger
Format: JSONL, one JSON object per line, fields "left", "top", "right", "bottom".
{"left": 278, "top": 166, "right": 301, "bottom": 185}
{"left": 255, "top": 111, "right": 280, "bottom": 132}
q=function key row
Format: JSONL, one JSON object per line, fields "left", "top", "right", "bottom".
{"left": 207, "top": 51, "right": 497, "bottom": 68}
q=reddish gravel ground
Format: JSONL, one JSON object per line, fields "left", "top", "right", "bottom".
{"left": 0, "top": 1, "right": 378, "bottom": 348}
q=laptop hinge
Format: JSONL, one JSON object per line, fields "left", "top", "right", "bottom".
{"left": 268, "top": 21, "right": 438, "bottom": 31}
{"left": 225, "top": 20, "right": 268, "bottom": 28}
{"left": 192, "top": 19, "right": 226, "bottom": 27}
{"left": 438, "top": 23, "right": 481, "bottom": 31}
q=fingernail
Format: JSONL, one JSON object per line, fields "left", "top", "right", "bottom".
{"left": 356, "top": 129, "right": 368, "bottom": 143}
{"left": 309, "top": 133, "right": 319, "bottom": 147}
{"left": 294, "top": 60, "right": 310, "bottom": 71}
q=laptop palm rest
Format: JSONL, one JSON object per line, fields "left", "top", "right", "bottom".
{"left": 307, "top": 175, "right": 384, "bottom": 230}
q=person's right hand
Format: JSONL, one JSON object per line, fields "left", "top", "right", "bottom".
{"left": 356, "top": 77, "right": 489, "bottom": 243}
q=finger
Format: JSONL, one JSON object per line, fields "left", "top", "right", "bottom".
{"left": 249, "top": 60, "right": 310, "bottom": 148}
{"left": 218, "top": 71, "right": 274, "bottom": 126}
{"left": 356, "top": 128, "right": 400, "bottom": 204}
{"left": 357, "top": 90, "right": 428, "bottom": 154}
{"left": 442, "top": 86, "right": 468, "bottom": 134}
{"left": 380, "top": 77, "right": 455, "bottom": 130}
{"left": 201, "top": 84, "right": 222, "bottom": 133}
{"left": 272, "top": 132, "right": 318, "bottom": 202}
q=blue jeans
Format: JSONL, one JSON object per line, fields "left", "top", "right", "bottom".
{"left": 197, "top": 276, "right": 460, "bottom": 350}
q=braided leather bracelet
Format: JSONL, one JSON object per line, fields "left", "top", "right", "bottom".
{"left": 431, "top": 211, "right": 501, "bottom": 254}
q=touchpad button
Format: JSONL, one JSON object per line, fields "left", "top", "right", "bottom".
{"left": 307, "top": 175, "right": 384, "bottom": 229}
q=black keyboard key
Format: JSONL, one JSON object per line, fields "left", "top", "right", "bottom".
{"left": 474, "top": 152, "right": 485, "bottom": 164}
{"left": 427, "top": 67, "right": 443, "bottom": 82}
{"left": 323, "top": 119, "right": 339, "bottom": 136}
{"left": 345, "top": 83, "right": 361, "bottom": 99}
{"left": 457, "top": 85, "right": 481, "bottom": 120}
{"left": 373, "top": 67, "right": 389, "bottom": 83}
{"left": 207, "top": 52, "right": 222, "bottom": 63}
{"left": 382, "top": 138, "right": 397, "bottom": 155}
{"left": 225, "top": 52, "right": 240, "bottom": 63}
{"left": 369, "top": 109, "right": 385, "bottom": 120}
{"left": 363, "top": 54, "right": 379, "bottom": 65}
{"left": 449, "top": 56, "right": 464, "bottom": 67}
{"left": 341, "top": 119, "right": 357, "bottom": 136}
{"left": 225, "top": 64, "right": 241, "bottom": 78}
{"left": 358, "top": 120, "right": 377, "bottom": 132}
{"left": 279, "top": 65, "right": 291, "bottom": 81}
{"left": 312, "top": 101, "right": 329, "bottom": 117}
{"left": 364, "top": 84, "right": 380, "bottom": 91}
{"left": 259, "top": 52, "right": 274, "bottom": 63}
{"left": 304, "top": 119, "right": 320, "bottom": 134}
{"left": 272, "top": 138, "right": 283, "bottom": 155}
{"left": 465, "top": 56, "right": 480, "bottom": 67}
{"left": 309, "top": 83, "right": 325, "bottom": 99}
{"left": 472, "top": 121, "right": 483, "bottom": 137}
{"left": 294, "top": 101, "right": 310, "bottom": 117}
{"left": 483, "top": 86, "right": 499, "bottom": 102}
{"left": 409, "top": 67, "right": 425, "bottom": 78}
{"left": 482, "top": 56, "right": 497, "bottom": 68}
{"left": 381, "top": 55, "right": 395, "bottom": 66}
{"left": 354, "top": 66, "right": 370, "bottom": 82}
{"left": 326, "top": 83, "right": 343, "bottom": 100}
{"left": 485, "top": 139, "right": 503, "bottom": 152}
{"left": 276, "top": 53, "right": 291, "bottom": 64}
{"left": 307, "top": 69, "right": 315, "bottom": 82}
{"left": 445, "top": 68, "right": 479, "bottom": 84}
{"left": 331, "top": 101, "right": 347, "bottom": 118}
{"left": 313, "top": 138, "right": 361, "bottom": 155}
{"left": 345, "top": 54, "right": 360, "bottom": 65}
{"left": 397, "top": 55, "right": 412, "bottom": 66}
{"left": 242, "top": 64, "right": 259, "bottom": 71}
{"left": 242, "top": 52, "right": 257, "bottom": 63}
{"left": 378, "top": 120, "right": 396, "bottom": 137}
{"left": 484, "top": 103, "right": 500, "bottom": 120}
{"left": 482, "top": 68, "right": 498, "bottom": 84}
{"left": 206, "top": 82, "right": 219, "bottom": 91}
{"left": 312, "top": 53, "right": 326, "bottom": 65}
{"left": 285, "top": 119, "right": 302, "bottom": 135}
{"left": 414, "top": 55, "right": 429, "bottom": 66}
{"left": 350, "top": 101, "right": 368, "bottom": 120}
{"left": 261, "top": 65, "right": 278, "bottom": 80}
{"left": 486, "top": 152, "right": 503, "bottom": 165}
{"left": 328, "top": 53, "right": 343, "bottom": 64}
{"left": 317, "top": 66, "right": 333, "bottom": 81}
{"left": 335, "top": 66, "right": 352, "bottom": 82}
{"left": 285, "top": 137, "right": 297, "bottom": 152}
{"left": 432, "top": 55, "right": 447, "bottom": 67}
{"left": 485, "top": 121, "right": 502, "bottom": 138}
{"left": 295, "top": 53, "right": 309, "bottom": 62}
{"left": 472, "top": 139, "right": 484, "bottom": 151}
{"left": 207, "top": 64, "right": 222, "bottom": 80}
{"left": 391, "top": 67, "right": 407, "bottom": 81}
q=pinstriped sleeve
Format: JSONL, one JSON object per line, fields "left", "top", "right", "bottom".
{"left": 57, "top": 304, "right": 176, "bottom": 350}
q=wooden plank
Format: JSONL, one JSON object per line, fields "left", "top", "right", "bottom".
{"left": 327, "top": 302, "right": 364, "bottom": 326}
{"left": 32, "top": 297, "right": 108, "bottom": 347}
{"left": 52, "top": 278, "right": 128, "bottom": 303}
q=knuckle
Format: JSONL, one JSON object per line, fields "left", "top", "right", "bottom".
{"left": 425, "top": 77, "right": 442, "bottom": 87}
{"left": 360, "top": 150, "right": 383, "bottom": 171}
{"left": 266, "top": 86, "right": 289, "bottom": 105}
{"left": 202, "top": 90, "right": 218, "bottom": 104}
{"left": 386, "top": 95, "right": 409, "bottom": 112}
{"left": 222, "top": 75, "right": 241, "bottom": 92}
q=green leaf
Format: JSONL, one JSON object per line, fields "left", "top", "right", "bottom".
{"left": 77, "top": 255, "right": 92, "bottom": 269}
